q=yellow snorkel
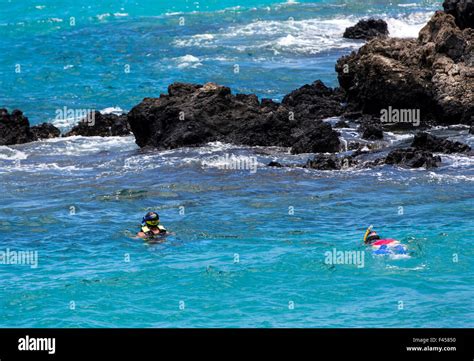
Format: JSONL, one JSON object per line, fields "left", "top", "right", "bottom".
{"left": 363, "top": 225, "right": 373, "bottom": 244}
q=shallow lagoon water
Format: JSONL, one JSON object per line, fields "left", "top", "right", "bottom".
{"left": 0, "top": 134, "right": 473, "bottom": 327}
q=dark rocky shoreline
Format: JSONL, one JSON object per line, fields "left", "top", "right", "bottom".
{"left": 1, "top": 0, "right": 472, "bottom": 170}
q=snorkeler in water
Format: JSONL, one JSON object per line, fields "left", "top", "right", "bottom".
{"left": 363, "top": 225, "right": 408, "bottom": 255}
{"left": 137, "top": 211, "right": 168, "bottom": 239}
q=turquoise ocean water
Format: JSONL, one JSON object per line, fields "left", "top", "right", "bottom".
{"left": 0, "top": 0, "right": 473, "bottom": 327}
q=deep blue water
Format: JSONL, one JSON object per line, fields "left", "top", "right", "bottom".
{"left": 1, "top": 0, "right": 473, "bottom": 328}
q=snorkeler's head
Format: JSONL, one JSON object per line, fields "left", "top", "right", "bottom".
{"left": 143, "top": 212, "right": 160, "bottom": 227}
{"left": 365, "top": 230, "right": 380, "bottom": 244}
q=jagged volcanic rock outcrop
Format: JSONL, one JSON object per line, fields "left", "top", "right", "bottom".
{"left": 31, "top": 123, "right": 61, "bottom": 139}
{"left": 128, "top": 82, "right": 342, "bottom": 154}
{"left": 281, "top": 80, "right": 344, "bottom": 120}
{"left": 411, "top": 132, "right": 471, "bottom": 153}
{"left": 385, "top": 148, "right": 442, "bottom": 168}
{"left": 304, "top": 154, "right": 355, "bottom": 170}
{"left": 336, "top": 1, "right": 474, "bottom": 126}
{"left": 0, "top": 107, "right": 129, "bottom": 144}
{"left": 65, "top": 111, "right": 130, "bottom": 137}
{"left": 0, "top": 109, "right": 37, "bottom": 145}
{"left": 343, "top": 19, "right": 389, "bottom": 40}
{"left": 443, "top": 0, "right": 474, "bottom": 29}
{"left": 358, "top": 116, "right": 384, "bottom": 140}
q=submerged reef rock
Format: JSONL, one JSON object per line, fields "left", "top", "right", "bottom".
{"left": 304, "top": 154, "right": 355, "bottom": 170}
{"left": 411, "top": 132, "right": 471, "bottom": 153}
{"left": 385, "top": 148, "right": 442, "bottom": 168}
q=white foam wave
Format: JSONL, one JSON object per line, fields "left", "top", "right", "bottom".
{"left": 439, "top": 154, "right": 474, "bottom": 169}
{"left": 100, "top": 106, "right": 125, "bottom": 116}
{"left": 193, "top": 34, "right": 214, "bottom": 40}
{"left": 201, "top": 56, "right": 235, "bottom": 62}
{"left": 96, "top": 13, "right": 111, "bottom": 21}
{"left": 96, "top": 12, "right": 128, "bottom": 21}
{"left": 175, "top": 17, "right": 361, "bottom": 55}
{"left": 33, "top": 135, "right": 137, "bottom": 156}
{"left": 398, "top": 3, "right": 418, "bottom": 7}
{"left": 165, "top": 12, "right": 184, "bottom": 16}
{"left": 194, "top": 141, "right": 241, "bottom": 154}
{"left": 384, "top": 131, "right": 414, "bottom": 144}
{"left": 388, "top": 254, "right": 412, "bottom": 260}
{"left": 0, "top": 162, "right": 88, "bottom": 174}
{"left": 386, "top": 263, "right": 426, "bottom": 270}
{"left": 0, "top": 146, "right": 28, "bottom": 160}
{"left": 122, "top": 155, "right": 160, "bottom": 172}
{"left": 174, "top": 54, "right": 202, "bottom": 69}
{"left": 116, "top": 142, "right": 263, "bottom": 174}
{"left": 174, "top": 34, "right": 216, "bottom": 48}
{"left": 384, "top": 11, "right": 434, "bottom": 38}
{"left": 372, "top": 169, "right": 474, "bottom": 184}
{"left": 426, "top": 172, "right": 474, "bottom": 183}
{"left": 173, "top": 12, "right": 433, "bottom": 55}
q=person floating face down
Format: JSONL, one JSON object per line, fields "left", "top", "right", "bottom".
{"left": 363, "top": 225, "right": 381, "bottom": 245}
{"left": 137, "top": 211, "right": 167, "bottom": 239}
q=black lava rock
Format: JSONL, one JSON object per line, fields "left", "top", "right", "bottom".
{"left": 343, "top": 19, "right": 389, "bottom": 40}
{"left": 31, "top": 123, "right": 61, "bottom": 140}
{"left": 411, "top": 132, "right": 471, "bottom": 153}
{"left": 385, "top": 148, "right": 442, "bottom": 168}
{"left": 0, "top": 109, "right": 36, "bottom": 145}
{"left": 128, "top": 82, "right": 342, "bottom": 154}
{"left": 443, "top": 0, "right": 474, "bottom": 29}
{"left": 66, "top": 111, "right": 130, "bottom": 137}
